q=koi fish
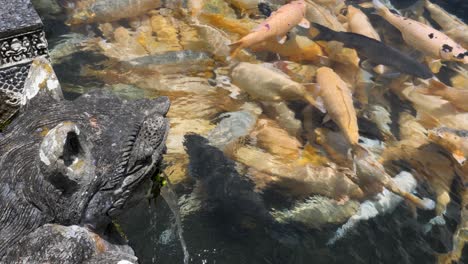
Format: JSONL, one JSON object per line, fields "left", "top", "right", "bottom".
{"left": 346, "top": 5, "right": 380, "bottom": 41}
{"left": 353, "top": 144, "right": 436, "bottom": 210}
{"left": 424, "top": 0, "right": 468, "bottom": 49}
{"left": 66, "top": 0, "right": 161, "bottom": 25}
{"left": 231, "top": 62, "right": 320, "bottom": 109}
{"left": 226, "top": 0, "right": 262, "bottom": 15}
{"left": 229, "top": 0, "right": 310, "bottom": 57}
{"left": 448, "top": 189, "right": 468, "bottom": 263}
{"left": 346, "top": 5, "right": 387, "bottom": 74}
{"left": 311, "top": 22, "right": 433, "bottom": 79}
{"left": 316, "top": 67, "right": 359, "bottom": 146}
{"left": 328, "top": 171, "right": 417, "bottom": 245}
{"left": 417, "top": 79, "right": 468, "bottom": 112}
{"left": 428, "top": 127, "right": 468, "bottom": 165}
{"left": 373, "top": 0, "right": 468, "bottom": 63}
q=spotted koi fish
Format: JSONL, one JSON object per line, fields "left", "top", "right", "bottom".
{"left": 373, "top": 0, "right": 468, "bottom": 63}
{"left": 229, "top": 0, "right": 310, "bottom": 58}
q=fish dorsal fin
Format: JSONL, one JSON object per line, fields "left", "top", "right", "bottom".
{"left": 322, "top": 113, "right": 332, "bottom": 124}
{"left": 315, "top": 96, "right": 327, "bottom": 113}
{"left": 303, "top": 84, "right": 327, "bottom": 113}
{"left": 452, "top": 151, "right": 466, "bottom": 165}
{"left": 298, "top": 18, "right": 310, "bottom": 29}
{"left": 277, "top": 35, "right": 287, "bottom": 44}
{"left": 336, "top": 78, "right": 352, "bottom": 97}
{"left": 417, "top": 112, "right": 441, "bottom": 129}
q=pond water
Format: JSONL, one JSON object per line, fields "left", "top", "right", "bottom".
{"left": 34, "top": 0, "right": 467, "bottom": 263}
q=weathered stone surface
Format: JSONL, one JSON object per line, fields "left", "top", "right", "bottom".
{"left": 0, "top": 29, "right": 48, "bottom": 66}
{"left": 0, "top": 62, "right": 31, "bottom": 124}
{"left": 0, "top": 89, "right": 170, "bottom": 262}
{"left": 0, "top": 0, "right": 49, "bottom": 127}
{"left": 0, "top": 0, "right": 42, "bottom": 39}
{"left": 3, "top": 224, "right": 138, "bottom": 264}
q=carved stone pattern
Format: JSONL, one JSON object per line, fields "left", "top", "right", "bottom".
{"left": 0, "top": 30, "right": 48, "bottom": 66}
{"left": 0, "top": 63, "right": 31, "bottom": 124}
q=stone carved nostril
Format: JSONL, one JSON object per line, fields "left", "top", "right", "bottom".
{"left": 60, "top": 131, "right": 82, "bottom": 166}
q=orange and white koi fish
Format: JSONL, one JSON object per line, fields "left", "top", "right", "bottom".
{"left": 316, "top": 67, "right": 359, "bottom": 146}
{"left": 418, "top": 79, "right": 468, "bottom": 112}
{"left": 373, "top": 0, "right": 468, "bottom": 63}
{"left": 229, "top": 0, "right": 310, "bottom": 57}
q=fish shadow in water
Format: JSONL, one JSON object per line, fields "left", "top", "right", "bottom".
{"left": 184, "top": 133, "right": 271, "bottom": 226}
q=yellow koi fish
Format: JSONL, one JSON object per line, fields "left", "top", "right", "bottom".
{"left": 373, "top": 0, "right": 468, "bottom": 63}
{"left": 418, "top": 79, "right": 468, "bottom": 112}
{"left": 316, "top": 67, "right": 359, "bottom": 146}
{"left": 67, "top": 0, "right": 161, "bottom": 25}
{"left": 229, "top": 0, "right": 310, "bottom": 57}
{"left": 428, "top": 127, "right": 468, "bottom": 165}
{"left": 346, "top": 5, "right": 380, "bottom": 41}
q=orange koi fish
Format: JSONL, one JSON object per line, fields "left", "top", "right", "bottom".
{"left": 373, "top": 0, "right": 468, "bottom": 63}
{"left": 229, "top": 0, "right": 310, "bottom": 57}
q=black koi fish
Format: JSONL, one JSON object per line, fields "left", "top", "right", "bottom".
{"left": 311, "top": 22, "right": 433, "bottom": 79}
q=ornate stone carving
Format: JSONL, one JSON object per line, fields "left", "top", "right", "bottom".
{"left": 0, "top": 0, "right": 51, "bottom": 127}
{"left": 0, "top": 62, "right": 31, "bottom": 123}
{"left": 0, "top": 30, "right": 48, "bottom": 66}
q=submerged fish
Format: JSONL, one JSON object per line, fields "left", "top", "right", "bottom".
{"left": 231, "top": 62, "right": 319, "bottom": 107}
{"left": 316, "top": 67, "right": 359, "bottom": 146}
{"left": 207, "top": 111, "right": 259, "bottom": 150}
{"left": 311, "top": 23, "right": 433, "bottom": 79}
{"left": 229, "top": 0, "right": 310, "bottom": 57}
{"left": 328, "top": 171, "right": 417, "bottom": 245}
{"left": 373, "top": 0, "right": 468, "bottom": 63}
{"left": 49, "top": 33, "right": 95, "bottom": 64}
{"left": 272, "top": 195, "right": 360, "bottom": 229}
{"left": 417, "top": 79, "right": 468, "bottom": 112}
{"left": 424, "top": 0, "right": 468, "bottom": 49}
{"left": 346, "top": 5, "right": 380, "bottom": 41}
{"left": 353, "top": 145, "right": 435, "bottom": 210}
{"left": 428, "top": 127, "right": 468, "bottom": 166}
{"left": 67, "top": 0, "right": 161, "bottom": 25}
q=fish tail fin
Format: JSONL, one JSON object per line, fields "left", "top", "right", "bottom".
{"left": 228, "top": 40, "right": 243, "bottom": 58}
{"left": 417, "top": 79, "right": 446, "bottom": 95}
{"left": 428, "top": 79, "right": 448, "bottom": 91}
{"left": 351, "top": 143, "right": 369, "bottom": 159}
{"left": 385, "top": 180, "right": 436, "bottom": 210}
{"left": 310, "top": 22, "right": 336, "bottom": 41}
{"left": 417, "top": 112, "right": 441, "bottom": 129}
{"left": 372, "top": 0, "right": 389, "bottom": 15}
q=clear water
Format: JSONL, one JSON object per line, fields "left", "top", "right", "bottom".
{"left": 34, "top": 0, "right": 468, "bottom": 263}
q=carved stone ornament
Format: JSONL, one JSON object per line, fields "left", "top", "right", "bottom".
{"left": 0, "top": 0, "right": 50, "bottom": 126}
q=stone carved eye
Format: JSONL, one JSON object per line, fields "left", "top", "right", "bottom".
{"left": 39, "top": 122, "right": 95, "bottom": 195}
{"left": 60, "top": 131, "right": 83, "bottom": 166}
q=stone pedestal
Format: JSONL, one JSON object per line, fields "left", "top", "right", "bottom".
{"left": 0, "top": 0, "right": 49, "bottom": 126}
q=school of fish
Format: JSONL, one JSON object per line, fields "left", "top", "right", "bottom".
{"left": 33, "top": 0, "right": 468, "bottom": 263}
